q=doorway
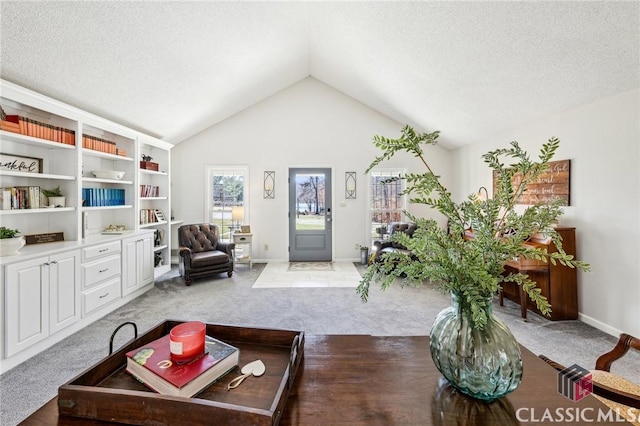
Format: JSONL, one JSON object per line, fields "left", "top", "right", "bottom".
{"left": 288, "top": 168, "right": 332, "bottom": 261}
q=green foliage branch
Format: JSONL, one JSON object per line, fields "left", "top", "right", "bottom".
{"left": 357, "top": 125, "right": 590, "bottom": 329}
{"left": 42, "top": 186, "right": 63, "bottom": 197}
{"left": 0, "top": 226, "right": 20, "bottom": 239}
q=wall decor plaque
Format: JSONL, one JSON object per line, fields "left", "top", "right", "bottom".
{"left": 0, "top": 153, "right": 43, "bottom": 174}
{"left": 25, "top": 232, "right": 65, "bottom": 245}
{"left": 493, "top": 159, "right": 570, "bottom": 206}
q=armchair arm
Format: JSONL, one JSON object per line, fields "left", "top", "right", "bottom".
{"left": 217, "top": 241, "right": 236, "bottom": 255}
{"left": 595, "top": 333, "right": 640, "bottom": 372}
{"left": 179, "top": 246, "right": 193, "bottom": 268}
{"left": 540, "top": 353, "right": 640, "bottom": 409}
{"left": 373, "top": 240, "right": 395, "bottom": 251}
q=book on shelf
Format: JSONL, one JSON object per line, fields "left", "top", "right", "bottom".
{"left": 125, "top": 334, "right": 239, "bottom": 398}
{"left": 0, "top": 186, "right": 41, "bottom": 210}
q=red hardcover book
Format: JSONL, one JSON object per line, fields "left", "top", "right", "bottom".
{"left": 125, "top": 334, "right": 239, "bottom": 397}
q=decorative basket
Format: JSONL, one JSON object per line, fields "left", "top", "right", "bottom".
{"left": 140, "top": 161, "right": 159, "bottom": 171}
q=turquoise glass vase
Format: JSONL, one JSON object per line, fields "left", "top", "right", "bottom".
{"left": 429, "top": 293, "right": 523, "bottom": 401}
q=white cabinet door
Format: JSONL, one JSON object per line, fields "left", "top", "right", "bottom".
{"left": 49, "top": 250, "right": 81, "bottom": 334}
{"left": 4, "top": 250, "right": 81, "bottom": 358}
{"left": 5, "top": 257, "right": 50, "bottom": 358}
{"left": 122, "top": 233, "right": 154, "bottom": 296}
{"left": 122, "top": 237, "right": 138, "bottom": 296}
{"left": 140, "top": 234, "right": 154, "bottom": 287}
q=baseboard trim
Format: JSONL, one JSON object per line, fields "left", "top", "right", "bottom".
{"left": 578, "top": 313, "right": 621, "bottom": 337}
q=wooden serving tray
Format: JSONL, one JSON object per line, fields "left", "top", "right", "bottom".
{"left": 57, "top": 320, "right": 304, "bottom": 425}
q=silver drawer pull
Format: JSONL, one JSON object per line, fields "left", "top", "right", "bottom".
{"left": 99, "top": 268, "right": 109, "bottom": 273}
{"left": 99, "top": 248, "right": 108, "bottom": 253}
{"left": 99, "top": 292, "right": 109, "bottom": 299}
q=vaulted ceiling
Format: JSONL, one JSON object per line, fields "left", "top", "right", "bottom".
{"left": 1, "top": 1, "right": 638, "bottom": 149}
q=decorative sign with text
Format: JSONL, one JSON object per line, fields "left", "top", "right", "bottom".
{"left": 0, "top": 153, "right": 43, "bottom": 174}
{"left": 494, "top": 159, "right": 571, "bottom": 206}
{"left": 25, "top": 232, "right": 65, "bottom": 245}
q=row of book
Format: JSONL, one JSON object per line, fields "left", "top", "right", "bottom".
{"left": 83, "top": 188, "right": 125, "bottom": 207}
{"left": 140, "top": 185, "right": 160, "bottom": 197}
{"left": 140, "top": 208, "right": 165, "bottom": 224}
{"left": 82, "top": 134, "right": 127, "bottom": 156}
{"left": 125, "top": 333, "right": 240, "bottom": 397}
{"left": 3, "top": 115, "right": 76, "bottom": 145}
{"left": 0, "top": 186, "right": 43, "bottom": 210}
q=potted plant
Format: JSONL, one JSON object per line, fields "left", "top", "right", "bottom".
{"left": 0, "top": 226, "right": 25, "bottom": 256}
{"left": 42, "top": 186, "right": 65, "bottom": 207}
{"left": 357, "top": 125, "right": 590, "bottom": 401}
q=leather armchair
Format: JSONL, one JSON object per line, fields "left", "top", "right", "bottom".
{"left": 178, "top": 224, "right": 235, "bottom": 286}
{"left": 372, "top": 222, "right": 418, "bottom": 263}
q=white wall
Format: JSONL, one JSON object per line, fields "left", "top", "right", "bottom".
{"left": 171, "top": 77, "right": 451, "bottom": 262}
{"left": 452, "top": 88, "right": 640, "bottom": 337}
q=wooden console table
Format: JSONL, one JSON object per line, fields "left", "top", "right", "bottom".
{"left": 20, "top": 334, "right": 624, "bottom": 425}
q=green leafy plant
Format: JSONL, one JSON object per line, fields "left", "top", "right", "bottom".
{"left": 42, "top": 186, "right": 63, "bottom": 197}
{"left": 0, "top": 226, "right": 20, "bottom": 239}
{"left": 357, "top": 125, "right": 590, "bottom": 329}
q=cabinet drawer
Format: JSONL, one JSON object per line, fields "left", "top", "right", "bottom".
{"left": 82, "top": 277, "right": 121, "bottom": 317}
{"left": 83, "top": 241, "right": 121, "bottom": 262}
{"left": 233, "top": 235, "right": 252, "bottom": 243}
{"left": 82, "top": 255, "right": 121, "bottom": 288}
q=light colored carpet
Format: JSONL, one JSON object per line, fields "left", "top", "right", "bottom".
{"left": 252, "top": 261, "right": 360, "bottom": 288}
{"left": 1, "top": 263, "right": 639, "bottom": 425}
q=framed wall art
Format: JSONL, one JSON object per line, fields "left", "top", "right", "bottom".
{"left": 0, "top": 153, "right": 43, "bottom": 174}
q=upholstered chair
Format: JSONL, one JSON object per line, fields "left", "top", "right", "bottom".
{"left": 372, "top": 222, "right": 418, "bottom": 263}
{"left": 178, "top": 224, "right": 235, "bottom": 286}
{"left": 540, "top": 333, "right": 640, "bottom": 425}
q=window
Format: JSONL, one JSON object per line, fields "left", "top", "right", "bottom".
{"left": 369, "top": 169, "right": 405, "bottom": 241}
{"left": 206, "top": 166, "right": 248, "bottom": 241}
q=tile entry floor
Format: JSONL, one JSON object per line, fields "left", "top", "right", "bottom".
{"left": 252, "top": 261, "right": 362, "bottom": 288}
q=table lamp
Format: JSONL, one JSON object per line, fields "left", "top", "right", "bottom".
{"left": 232, "top": 206, "right": 244, "bottom": 232}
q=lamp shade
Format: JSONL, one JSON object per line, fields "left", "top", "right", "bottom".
{"left": 231, "top": 206, "right": 244, "bottom": 221}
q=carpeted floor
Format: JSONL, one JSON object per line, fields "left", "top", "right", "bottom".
{"left": 1, "top": 263, "right": 638, "bottom": 425}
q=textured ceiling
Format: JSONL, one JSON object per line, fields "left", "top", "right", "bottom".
{"left": 1, "top": 1, "right": 638, "bottom": 149}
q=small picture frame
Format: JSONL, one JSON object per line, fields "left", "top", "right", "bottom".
{"left": 154, "top": 209, "right": 166, "bottom": 222}
{"left": 241, "top": 225, "right": 251, "bottom": 234}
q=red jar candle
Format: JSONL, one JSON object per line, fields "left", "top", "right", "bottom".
{"left": 169, "top": 321, "right": 206, "bottom": 362}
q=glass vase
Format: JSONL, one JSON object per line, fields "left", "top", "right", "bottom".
{"left": 429, "top": 293, "right": 522, "bottom": 401}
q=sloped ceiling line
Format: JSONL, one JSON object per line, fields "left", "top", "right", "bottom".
{"left": 1, "top": 1, "right": 638, "bottom": 149}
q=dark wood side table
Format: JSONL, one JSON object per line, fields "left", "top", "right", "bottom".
{"left": 20, "top": 335, "right": 627, "bottom": 425}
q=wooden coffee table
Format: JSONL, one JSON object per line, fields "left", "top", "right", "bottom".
{"left": 20, "top": 335, "right": 627, "bottom": 425}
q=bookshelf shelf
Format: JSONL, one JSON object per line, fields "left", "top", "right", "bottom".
{"left": 0, "top": 207, "right": 75, "bottom": 215}
{"left": 0, "top": 171, "right": 75, "bottom": 180}
{"left": 82, "top": 205, "right": 133, "bottom": 211}
{"left": 140, "top": 220, "right": 168, "bottom": 228}
{"left": 82, "top": 177, "right": 134, "bottom": 185}
{"left": 140, "top": 169, "right": 167, "bottom": 176}
{"left": 82, "top": 148, "right": 134, "bottom": 161}
{"left": 0, "top": 130, "right": 76, "bottom": 150}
